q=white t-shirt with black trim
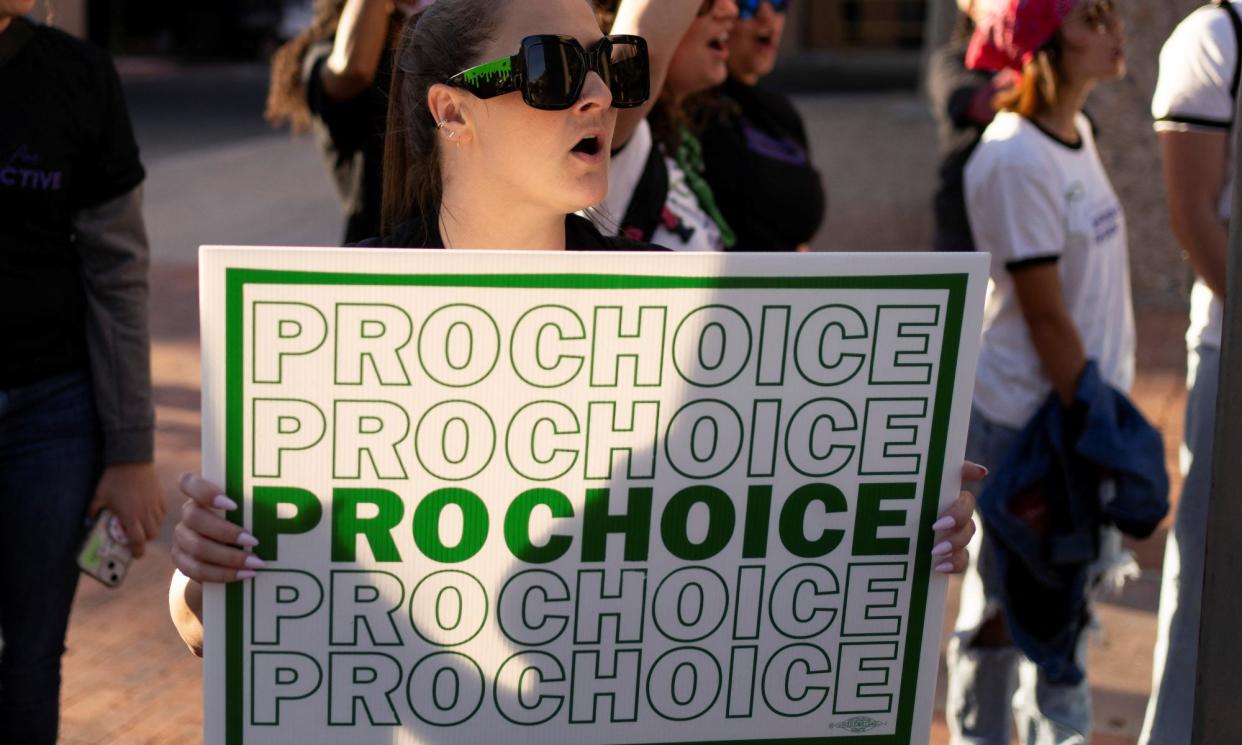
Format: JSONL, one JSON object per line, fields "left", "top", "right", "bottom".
{"left": 594, "top": 119, "right": 723, "bottom": 252}
{"left": 1152, "top": 0, "right": 1239, "bottom": 350}
{"left": 964, "top": 111, "right": 1136, "bottom": 429}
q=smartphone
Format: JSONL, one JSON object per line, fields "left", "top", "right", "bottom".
{"left": 77, "top": 509, "right": 132, "bottom": 588}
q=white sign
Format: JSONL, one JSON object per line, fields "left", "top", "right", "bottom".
{"left": 199, "top": 247, "right": 988, "bottom": 745}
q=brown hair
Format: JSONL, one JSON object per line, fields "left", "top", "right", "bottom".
{"left": 993, "top": 35, "right": 1065, "bottom": 118}
{"left": 593, "top": 0, "right": 620, "bottom": 34}
{"left": 265, "top": 0, "right": 349, "bottom": 132}
{"left": 381, "top": 0, "right": 505, "bottom": 235}
{"left": 651, "top": 89, "right": 737, "bottom": 155}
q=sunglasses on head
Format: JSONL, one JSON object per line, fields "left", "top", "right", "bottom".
{"left": 446, "top": 34, "right": 650, "bottom": 111}
{"left": 699, "top": 0, "right": 792, "bottom": 19}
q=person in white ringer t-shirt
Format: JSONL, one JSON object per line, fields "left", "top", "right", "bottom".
{"left": 1142, "top": 3, "right": 1240, "bottom": 743}
{"left": 946, "top": 1, "right": 1134, "bottom": 743}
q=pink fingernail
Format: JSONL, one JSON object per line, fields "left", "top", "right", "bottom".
{"left": 244, "top": 555, "right": 266, "bottom": 570}
{"left": 236, "top": 570, "right": 257, "bottom": 580}
{"left": 236, "top": 532, "right": 259, "bottom": 548}
{"left": 213, "top": 495, "right": 238, "bottom": 511}
{"left": 932, "top": 516, "right": 956, "bottom": 532}
{"left": 935, "top": 562, "right": 955, "bottom": 574}
{"left": 931, "top": 541, "right": 953, "bottom": 557}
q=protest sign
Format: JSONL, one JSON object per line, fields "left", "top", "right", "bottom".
{"left": 199, "top": 247, "right": 988, "bottom": 745}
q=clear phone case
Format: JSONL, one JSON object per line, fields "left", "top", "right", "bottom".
{"left": 77, "top": 510, "right": 132, "bottom": 588}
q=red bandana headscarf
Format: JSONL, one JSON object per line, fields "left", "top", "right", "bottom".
{"left": 966, "top": 0, "right": 1081, "bottom": 72}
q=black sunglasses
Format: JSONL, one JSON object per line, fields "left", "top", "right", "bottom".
{"left": 446, "top": 35, "right": 650, "bottom": 111}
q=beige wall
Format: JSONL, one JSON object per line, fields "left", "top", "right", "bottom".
{"left": 1090, "top": 0, "right": 1210, "bottom": 310}
{"left": 783, "top": 0, "right": 927, "bottom": 51}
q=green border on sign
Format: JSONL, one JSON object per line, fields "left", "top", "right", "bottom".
{"left": 223, "top": 268, "right": 968, "bottom": 745}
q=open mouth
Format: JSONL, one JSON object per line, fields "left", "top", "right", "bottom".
{"left": 708, "top": 32, "right": 730, "bottom": 52}
{"left": 572, "top": 135, "right": 602, "bottom": 156}
{"left": 757, "top": 32, "right": 775, "bottom": 46}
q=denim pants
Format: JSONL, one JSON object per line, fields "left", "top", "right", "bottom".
{"left": 946, "top": 409, "right": 1093, "bottom": 745}
{"left": 0, "top": 371, "right": 101, "bottom": 745}
{"left": 1139, "top": 344, "right": 1219, "bottom": 745}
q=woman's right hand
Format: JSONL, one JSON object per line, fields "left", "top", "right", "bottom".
{"left": 171, "top": 473, "right": 263, "bottom": 583}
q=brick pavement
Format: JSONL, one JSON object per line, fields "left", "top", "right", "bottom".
{"left": 54, "top": 263, "right": 1188, "bottom": 745}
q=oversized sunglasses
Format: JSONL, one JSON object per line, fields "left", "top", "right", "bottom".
{"left": 699, "top": 0, "right": 792, "bottom": 19}
{"left": 446, "top": 34, "right": 650, "bottom": 111}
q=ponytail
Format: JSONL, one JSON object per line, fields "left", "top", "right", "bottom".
{"left": 380, "top": 0, "right": 503, "bottom": 235}
{"left": 993, "top": 35, "right": 1065, "bottom": 118}
{"left": 381, "top": 31, "right": 425, "bottom": 235}
{"left": 265, "top": 0, "right": 349, "bottom": 132}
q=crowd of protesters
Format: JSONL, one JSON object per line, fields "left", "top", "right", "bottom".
{"left": 0, "top": 0, "right": 1236, "bottom": 743}
{"left": 166, "top": 0, "right": 980, "bottom": 664}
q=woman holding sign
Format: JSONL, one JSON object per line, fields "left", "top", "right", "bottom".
{"left": 167, "top": 0, "right": 980, "bottom": 657}
{"left": 949, "top": 0, "right": 1136, "bottom": 742}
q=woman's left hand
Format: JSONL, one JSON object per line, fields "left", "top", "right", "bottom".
{"left": 930, "top": 462, "right": 986, "bottom": 574}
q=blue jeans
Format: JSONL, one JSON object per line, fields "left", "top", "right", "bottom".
{"left": 0, "top": 371, "right": 102, "bottom": 745}
{"left": 946, "top": 409, "right": 1093, "bottom": 745}
{"left": 1139, "top": 344, "right": 1219, "bottom": 745}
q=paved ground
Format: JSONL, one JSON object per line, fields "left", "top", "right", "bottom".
{"left": 52, "top": 63, "right": 1189, "bottom": 744}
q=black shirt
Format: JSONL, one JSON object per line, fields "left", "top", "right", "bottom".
{"left": 699, "top": 77, "right": 826, "bottom": 252}
{"left": 303, "top": 40, "right": 392, "bottom": 244}
{"left": 356, "top": 214, "right": 666, "bottom": 251}
{"left": 927, "top": 40, "right": 994, "bottom": 253}
{"left": 0, "top": 18, "right": 145, "bottom": 387}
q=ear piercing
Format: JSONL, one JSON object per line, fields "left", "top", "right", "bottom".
{"left": 436, "top": 119, "right": 458, "bottom": 139}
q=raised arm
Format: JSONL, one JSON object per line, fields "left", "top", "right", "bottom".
{"left": 609, "top": 0, "right": 701, "bottom": 149}
{"left": 322, "top": 0, "right": 395, "bottom": 102}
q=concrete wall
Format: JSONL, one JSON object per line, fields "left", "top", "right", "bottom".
{"left": 797, "top": 94, "right": 941, "bottom": 254}
{"left": 1089, "top": 0, "right": 1207, "bottom": 311}
{"left": 923, "top": 0, "right": 959, "bottom": 52}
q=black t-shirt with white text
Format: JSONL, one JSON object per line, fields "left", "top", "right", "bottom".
{"left": 0, "top": 18, "right": 145, "bottom": 387}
